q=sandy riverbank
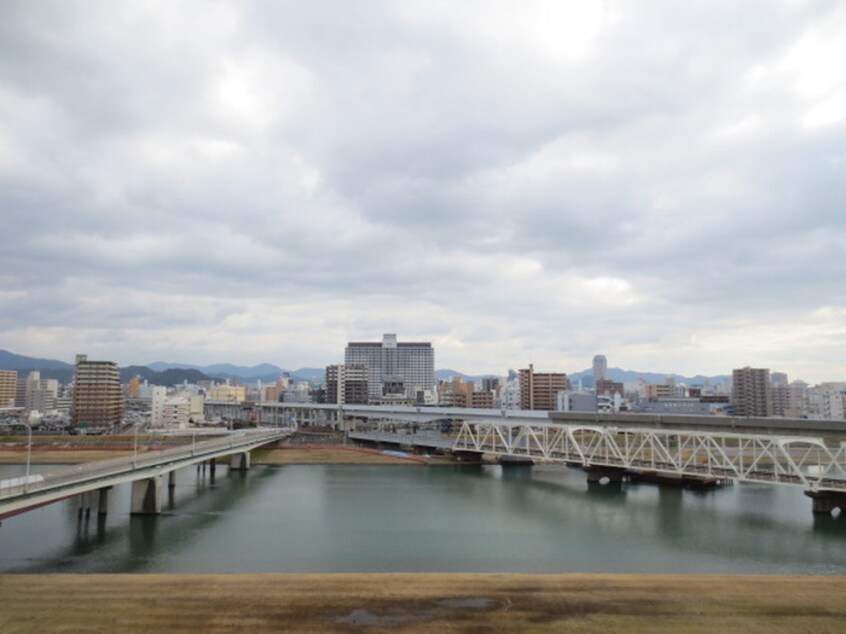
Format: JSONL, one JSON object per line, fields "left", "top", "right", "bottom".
{"left": 1, "top": 573, "right": 845, "bottom": 632}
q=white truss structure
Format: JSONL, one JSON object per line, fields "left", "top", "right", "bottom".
{"left": 454, "top": 421, "right": 846, "bottom": 492}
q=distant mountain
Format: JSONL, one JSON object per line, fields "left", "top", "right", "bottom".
{"left": 120, "top": 365, "right": 211, "bottom": 385}
{"left": 435, "top": 369, "right": 498, "bottom": 384}
{"left": 146, "top": 361, "right": 324, "bottom": 384}
{"left": 147, "top": 361, "right": 287, "bottom": 379}
{"left": 0, "top": 350, "right": 73, "bottom": 371}
{"left": 568, "top": 367, "right": 730, "bottom": 386}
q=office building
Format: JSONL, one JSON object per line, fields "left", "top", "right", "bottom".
{"left": 344, "top": 333, "right": 434, "bottom": 404}
{"left": 519, "top": 364, "right": 569, "bottom": 411}
{"left": 71, "top": 354, "right": 124, "bottom": 429}
{"left": 0, "top": 370, "right": 17, "bottom": 408}
{"left": 731, "top": 367, "right": 773, "bottom": 417}
{"left": 592, "top": 355, "right": 607, "bottom": 383}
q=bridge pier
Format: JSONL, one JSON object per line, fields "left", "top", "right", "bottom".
{"left": 452, "top": 450, "right": 483, "bottom": 464}
{"left": 230, "top": 452, "right": 251, "bottom": 471}
{"left": 168, "top": 471, "right": 176, "bottom": 489}
{"left": 804, "top": 490, "right": 846, "bottom": 516}
{"left": 584, "top": 466, "right": 626, "bottom": 485}
{"left": 131, "top": 476, "right": 163, "bottom": 515}
{"left": 209, "top": 458, "right": 217, "bottom": 477}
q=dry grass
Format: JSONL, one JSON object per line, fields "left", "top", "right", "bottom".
{"left": 253, "top": 446, "right": 427, "bottom": 465}
{"left": 1, "top": 573, "right": 845, "bottom": 633}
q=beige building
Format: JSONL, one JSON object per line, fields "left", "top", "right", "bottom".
{"left": 71, "top": 354, "right": 124, "bottom": 429}
{"left": 207, "top": 384, "right": 247, "bottom": 402}
{"left": 519, "top": 364, "right": 569, "bottom": 411}
{"left": 160, "top": 397, "right": 191, "bottom": 428}
{"left": 0, "top": 370, "right": 17, "bottom": 408}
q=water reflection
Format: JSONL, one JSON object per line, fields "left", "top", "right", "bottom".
{"left": 1, "top": 463, "right": 845, "bottom": 574}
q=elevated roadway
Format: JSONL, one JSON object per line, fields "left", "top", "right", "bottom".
{"left": 0, "top": 428, "right": 291, "bottom": 520}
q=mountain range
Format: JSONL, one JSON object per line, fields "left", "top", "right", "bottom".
{"left": 1, "top": 349, "right": 729, "bottom": 387}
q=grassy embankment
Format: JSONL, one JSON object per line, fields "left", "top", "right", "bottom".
{"left": 1, "top": 573, "right": 845, "bottom": 633}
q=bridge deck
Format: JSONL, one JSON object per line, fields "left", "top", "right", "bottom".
{"left": 0, "top": 429, "right": 290, "bottom": 519}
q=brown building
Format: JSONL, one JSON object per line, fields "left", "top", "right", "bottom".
{"left": 0, "top": 370, "right": 17, "bottom": 408}
{"left": 596, "top": 378, "right": 624, "bottom": 398}
{"left": 731, "top": 367, "right": 773, "bottom": 417}
{"left": 519, "top": 364, "right": 569, "bottom": 411}
{"left": 471, "top": 391, "right": 494, "bottom": 409}
{"left": 71, "top": 354, "right": 124, "bottom": 429}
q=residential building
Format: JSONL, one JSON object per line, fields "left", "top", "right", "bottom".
{"left": 0, "top": 370, "right": 17, "bottom": 408}
{"left": 160, "top": 397, "right": 191, "bottom": 428}
{"left": 344, "top": 333, "right": 434, "bottom": 404}
{"left": 596, "top": 378, "right": 624, "bottom": 398}
{"left": 71, "top": 354, "right": 124, "bottom": 429}
{"left": 325, "top": 364, "right": 369, "bottom": 405}
{"left": 731, "top": 367, "right": 773, "bottom": 417}
{"left": 519, "top": 364, "right": 569, "bottom": 411}
{"left": 150, "top": 386, "right": 168, "bottom": 426}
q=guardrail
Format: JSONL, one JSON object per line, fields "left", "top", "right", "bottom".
{"left": 0, "top": 428, "right": 290, "bottom": 500}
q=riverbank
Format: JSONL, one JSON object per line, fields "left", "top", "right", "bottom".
{"left": 0, "top": 445, "right": 435, "bottom": 466}
{"left": 1, "top": 573, "right": 844, "bottom": 632}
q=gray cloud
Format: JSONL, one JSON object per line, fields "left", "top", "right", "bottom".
{"left": 1, "top": 0, "right": 845, "bottom": 381}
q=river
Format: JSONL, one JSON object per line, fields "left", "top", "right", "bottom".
{"left": 1, "top": 462, "right": 845, "bottom": 574}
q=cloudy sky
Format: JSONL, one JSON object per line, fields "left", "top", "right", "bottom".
{"left": 1, "top": 1, "right": 844, "bottom": 382}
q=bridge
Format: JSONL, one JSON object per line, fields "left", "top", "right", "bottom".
{"left": 0, "top": 428, "right": 290, "bottom": 521}
{"left": 203, "top": 402, "right": 846, "bottom": 516}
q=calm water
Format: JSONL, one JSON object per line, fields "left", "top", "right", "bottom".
{"left": 1, "top": 462, "right": 845, "bottom": 574}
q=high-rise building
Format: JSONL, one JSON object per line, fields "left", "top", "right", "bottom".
{"left": 344, "top": 334, "right": 434, "bottom": 404}
{"left": 519, "top": 364, "right": 569, "bottom": 411}
{"left": 19, "top": 371, "right": 59, "bottom": 412}
{"left": 325, "top": 364, "right": 369, "bottom": 405}
{"left": 0, "top": 370, "right": 17, "bottom": 408}
{"left": 71, "top": 354, "right": 124, "bottom": 429}
{"left": 592, "top": 355, "right": 607, "bottom": 383}
{"left": 731, "top": 367, "right": 773, "bottom": 417}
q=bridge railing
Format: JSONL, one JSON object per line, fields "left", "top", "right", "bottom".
{"left": 0, "top": 429, "right": 287, "bottom": 500}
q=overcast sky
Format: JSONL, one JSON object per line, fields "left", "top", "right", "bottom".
{"left": 1, "top": 1, "right": 844, "bottom": 382}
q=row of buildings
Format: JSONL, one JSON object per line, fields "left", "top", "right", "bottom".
{"left": 4, "top": 343, "right": 845, "bottom": 429}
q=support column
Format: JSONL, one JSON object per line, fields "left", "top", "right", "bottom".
{"left": 131, "top": 476, "right": 163, "bottom": 515}
{"left": 230, "top": 451, "right": 251, "bottom": 471}
{"left": 168, "top": 471, "right": 176, "bottom": 489}
{"left": 209, "top": 458, "right": 217, "bottom": 476}
{"left": 805, "top": 490, "right": 846, "bottom": 515}
{"left": 97, "top": 487, "right": 110, "bottom": 516}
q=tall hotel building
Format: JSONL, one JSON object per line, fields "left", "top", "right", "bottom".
{"left": 71, "top": 354, "right": 124, "bottom": 429}
{"left": 344, "top": 334, "right": 434, "bottom": 404}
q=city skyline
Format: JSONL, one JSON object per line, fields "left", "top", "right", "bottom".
{"left": 1, "top": 2, "right": 845, "bottom": 383}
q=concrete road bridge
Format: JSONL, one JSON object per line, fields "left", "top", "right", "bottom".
{"left": 0, "top": 428, "right": 291, "bottom": 521}
{"left": 204, "top": 402, "right": 846, "bottom": 516}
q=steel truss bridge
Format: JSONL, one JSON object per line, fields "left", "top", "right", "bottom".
{"left": 452, "top": 421, "right": 846, "bottom": 490}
